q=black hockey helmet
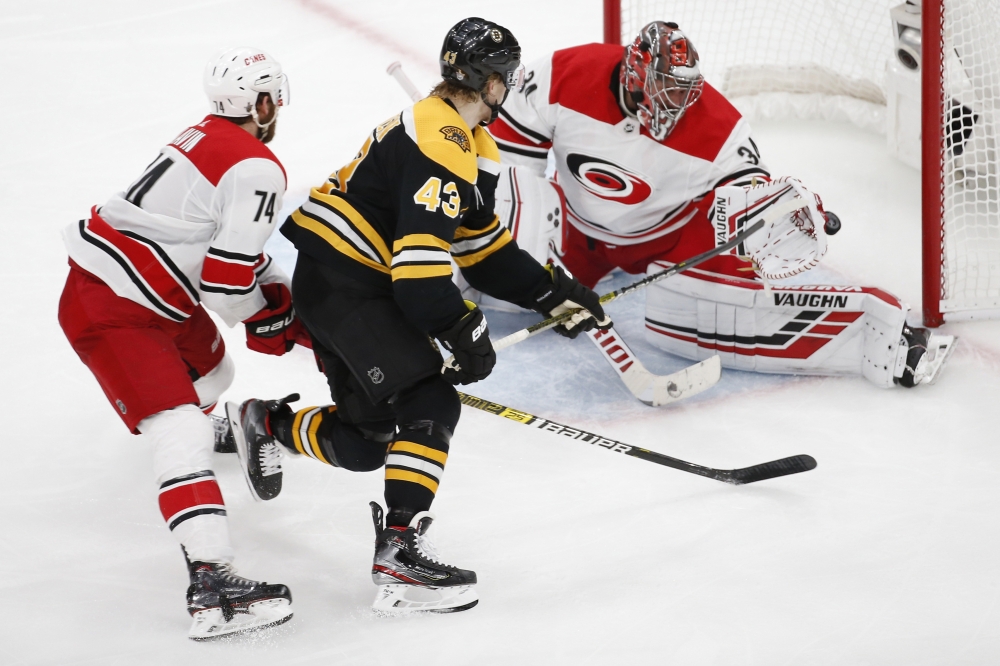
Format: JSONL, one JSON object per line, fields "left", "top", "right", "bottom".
{"left": 440, "top": 17, "right": 523, "bottom": 123}
{"left": 440, "top": 17, "right": 522, "bottom": 91}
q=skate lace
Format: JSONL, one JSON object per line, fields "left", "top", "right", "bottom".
{"left": 259, "top": 441, "right": 284, "bottom": 476}
{"left": 203, "top": 563, "right": 255, "bottom": 592}
{"left": 413, "top": 531, "right": 449, "bottom": 567}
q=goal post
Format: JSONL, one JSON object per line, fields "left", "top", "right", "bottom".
{"left": 604, "top": 0, "right": 1000, "bottom": 327}
{"left": 922, "top": 0, "right": 946, "bottom": 326}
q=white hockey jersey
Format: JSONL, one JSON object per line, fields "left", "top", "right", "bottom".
{"left": 63, "top": 116, "right": 288, "bottom": 327}
{"left": 490, "top": 44, "right": 770, "bottom": 246}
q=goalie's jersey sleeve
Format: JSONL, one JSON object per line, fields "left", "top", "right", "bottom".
{"left": 490, "top": 44, "right": 771, "bottom": 246}
{"left": 281, "top": 96, "right": 549, "bottom": 334}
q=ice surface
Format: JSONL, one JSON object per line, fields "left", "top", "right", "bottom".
{"left": 4, "top": 1, "right": 1000, "bottom": 664}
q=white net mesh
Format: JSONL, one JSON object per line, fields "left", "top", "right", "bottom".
{"left": 618, "top": 0, "right": 1000, "bottom": 320}
{"left": 939, "top": 0, "right": 1000, "bottom": 316}
{"left": 619, "top": 0, "right": 897, "bottom": 131}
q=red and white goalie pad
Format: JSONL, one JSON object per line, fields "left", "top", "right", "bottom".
{"left": 714, "top": 177, "right": 828, "bottom": 280}
{"left": 495, "top": 166, "right": 565, "bottom": 264}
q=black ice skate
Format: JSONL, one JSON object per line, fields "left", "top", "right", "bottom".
{"left": 226, "top": 395, "right": 299, "bottom": 502}
{"left": 208, "top": 413, "right": 236, "bottom": 454}
{"left": 894, "top": 325, "right": 957, "bottom": 388}
{"left": 186, "top": 561, "right": 293, "bottom": 640}
{"left": 369, "top": 501, "right": 478, "bottom": 614}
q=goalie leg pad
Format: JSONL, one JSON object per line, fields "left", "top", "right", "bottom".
{"left": 645, "top": 269, "right": 911, "bottom": 386}
{"left": 495, "top": 166, "right": 565, "bottom": 264}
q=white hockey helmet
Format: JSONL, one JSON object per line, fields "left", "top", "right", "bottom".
{"left": 203, "top": 47, "right": 289, "bottom": 124}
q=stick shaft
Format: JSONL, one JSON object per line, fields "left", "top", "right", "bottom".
{"left": 457, "top": 392, "right": 816, "bottom": 485}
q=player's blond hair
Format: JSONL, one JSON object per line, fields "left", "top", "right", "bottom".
{"left": 429, "top": 73, "right": 503, "bottom": 103}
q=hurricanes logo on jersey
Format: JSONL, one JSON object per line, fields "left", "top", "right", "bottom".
{"left": 566, "top": 153, "right": 652, "bottom": 205}
{"left": 440, "top": 126, "right": 471, "bottom": 152}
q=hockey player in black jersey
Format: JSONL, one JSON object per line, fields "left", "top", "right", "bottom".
{"left": 227, "top": 17, "right": 610, "bottom": 614}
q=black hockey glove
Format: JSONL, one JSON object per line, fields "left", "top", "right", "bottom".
{"left": 531, "top": 265, "right": 612, "bottom": 339}
{"left": 436, "top": 302, "right": 496, "bottom": 385}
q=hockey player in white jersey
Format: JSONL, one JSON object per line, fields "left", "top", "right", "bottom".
{"left": 58, "top": 47, "right": 300, "bottom": 639}
{"left": 489, "top": 21, "right": 954, "bottom": 390}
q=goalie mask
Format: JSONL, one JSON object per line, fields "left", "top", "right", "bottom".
{"left": 203, "top": 47, "right": 289, "bottom": 131}
{"left": 621, "top": 22, "right": 704, "bottom": 141}
{"left": 440, "top": 17, "right": 525, "bottom": 125}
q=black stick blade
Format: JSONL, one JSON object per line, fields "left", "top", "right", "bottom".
{"left": 722, "top": 454, "right": 818, "bottom": 485}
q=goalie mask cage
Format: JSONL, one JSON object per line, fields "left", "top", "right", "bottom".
{"left": 605, "top": 0, "right": 1000, "bottom": 326}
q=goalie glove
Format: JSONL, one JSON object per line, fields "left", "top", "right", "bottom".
{"left": 437, "top": 301, "right": 496, "bottom": 385}
{"left": 242, "top": 283, "right": 302, "bottom": 356}
{"left": 713, "top": 176, "right": 830, "bottom": 280}
{"left": 531, "top": 265, "right": 612, "bottom": 339}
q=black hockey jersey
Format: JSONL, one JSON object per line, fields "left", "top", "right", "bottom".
{"left": 281, "top": 96, "right": 549, "bottom": 333}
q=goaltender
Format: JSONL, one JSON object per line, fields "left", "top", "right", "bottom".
{"left": 227, "top": 17, "right": 610, "bottom": 613}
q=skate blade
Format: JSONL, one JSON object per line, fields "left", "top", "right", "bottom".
{"left": 188, "top": 598, "right": 293, "bottom": 640}
{"left": 371, "top": 583, "right": 478, "bottom": 615}
{"left": 225, "top": 401, "right": 265, "bottom": 503}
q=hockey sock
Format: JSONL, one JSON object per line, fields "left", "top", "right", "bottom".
{"left": 386, "top": 506, "right": 417, "bottom": 528}
{"left": 384, "top": 377, "right": 459, "bottom": 521}
{"left": 284, "top": 406, "right": 390, "bottom": 471}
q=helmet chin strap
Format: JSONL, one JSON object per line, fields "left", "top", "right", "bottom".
{"left": 480, "top": 87, "right": 510, "bottom": 126}
{"left": 250, "top": 103, "right": 279, "bottom": 138}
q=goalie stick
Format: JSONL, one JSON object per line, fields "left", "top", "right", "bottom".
{"left": 452, "top": 215, "right": 769, "bottom": 367}
{"left": 549, "top": 254, "right": 721, "bottom": 406}
{"left": 457, "top": 392, "right": 817, "bottom": 485}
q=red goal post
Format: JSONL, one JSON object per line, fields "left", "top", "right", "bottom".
{"left": 604, "top": 0, "right": 1000, "bottom": 327}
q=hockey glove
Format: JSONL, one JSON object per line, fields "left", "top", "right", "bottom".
{"left": 532, "top": 265, "right": 612, "bottom": 339}
{"left": 436, "top": 302, "right": 496, "bottom": 385}
{"left": 243, "top": 283, "right": 302, "bottom": 356}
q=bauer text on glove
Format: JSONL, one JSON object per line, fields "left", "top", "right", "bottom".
{"left": 532, "top": 265, "right": 612, "bottom": 339}
{"left": 436, "top": 303, "right": 496, "bottom": 385}
{"left": 242, "top": 283, "right": 302, "bottom": 356}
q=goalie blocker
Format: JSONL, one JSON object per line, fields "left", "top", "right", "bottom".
{"left": 489, "top": 167, "right": 954, "bottom": 389}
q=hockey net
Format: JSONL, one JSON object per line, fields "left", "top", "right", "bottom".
{"left": 606, "top": 0, "right": 1000, "bottom": 325}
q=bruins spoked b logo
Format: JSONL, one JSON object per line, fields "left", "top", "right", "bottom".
{"left": 440, "top": 126, "right": 471, "bottom": 152}
{"left": 490, "top": 28, "right": 503, "bottom": 43}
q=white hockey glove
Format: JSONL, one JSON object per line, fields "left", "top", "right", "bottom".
{"left": 713, "top": 177, "right": 830, "bottom": 280}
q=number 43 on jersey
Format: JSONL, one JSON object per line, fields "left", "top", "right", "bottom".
{"left": 413, "top": 177, "right": 460, "bottom": 218}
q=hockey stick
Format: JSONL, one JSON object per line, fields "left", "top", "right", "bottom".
{"left": 473, "top": 215, "right": 768, "bottom": 359}
{"left": 585, "top": 327, "right": 721, "bottom": 406}
{"left": 387, "top": 61, "right": 423, "bottom": 102}
{"left": 457, "top": 392, "right": 817, "bottom": 485}
{"left": 548, "top": 254, "right": 721, "bottom": 406}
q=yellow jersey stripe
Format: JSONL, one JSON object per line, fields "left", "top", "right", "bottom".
{"left": 452, "top": 231, "right": 513, "bottom": 267}
{"left": 454, "top": 216, "right": 500, "bottom": 240}
{"left": 389, "top": 440, "right": 449, "bottom": 465}
{"left": 391, "top": 264, "right": 453, "bottom": 281}
{"left": 385, "top": 468, "right": 440, "bottom": 494}
{"left": 309, "top": 192, "right": 392, "bottom": 265}
{"left": 393, "top": 233, "right": 451, "bottom": 253}
{"left": 290, "top": 209, "right": 391, "bottom": 275}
